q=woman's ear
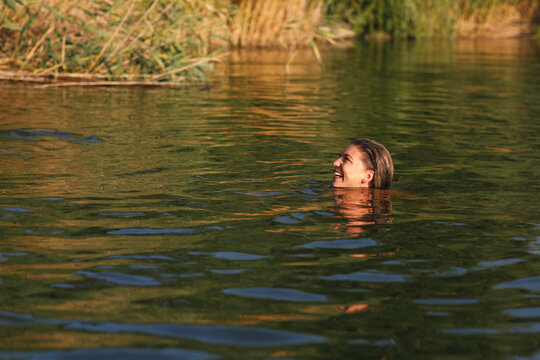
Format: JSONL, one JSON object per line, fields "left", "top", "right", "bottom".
{"left": 364, "top": 170, "right": 375, "bottom": 183}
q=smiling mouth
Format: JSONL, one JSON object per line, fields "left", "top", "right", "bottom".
{"left": 334, "top": 171, "right": 343, "bottom": 179}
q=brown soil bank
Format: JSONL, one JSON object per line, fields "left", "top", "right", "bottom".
{"left": 457, "top": 1, "right": 540, "bottom": 38}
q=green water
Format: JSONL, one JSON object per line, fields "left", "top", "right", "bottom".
{"left": 1, "top": 39, "right": 539, "bottom": 359}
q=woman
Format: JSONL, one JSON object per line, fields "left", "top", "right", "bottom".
{"left": 333, "top": 138, "right": 393, "bottom": 189}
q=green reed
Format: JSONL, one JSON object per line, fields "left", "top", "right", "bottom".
{"left": 0, "top": 0, "right": 232, "bottom": 81}
{"left": 0, "top": 0, "right": 537, "bottom": 83}
{"left": 323, "top": 0, "right": 538, "bottom": 39}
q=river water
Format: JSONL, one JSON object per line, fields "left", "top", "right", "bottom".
{"left": 1, "top": 39, "right": 539, "bottom": 359}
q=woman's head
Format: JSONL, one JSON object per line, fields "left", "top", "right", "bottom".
{"left": 332, "top": 138, "right": 393, "bottom": 189}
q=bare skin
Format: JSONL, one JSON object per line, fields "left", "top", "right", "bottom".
{"left": 332, "top": 144, "right": 374, "bottom": 188}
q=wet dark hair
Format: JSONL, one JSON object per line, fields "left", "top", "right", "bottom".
{"left": 350, "top": 138, "right": 393, "bottom": 189}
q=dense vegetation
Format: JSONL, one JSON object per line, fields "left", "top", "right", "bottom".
{"left": 0, "top": 0, "right": 538, "bottom": 84}
{"left": 325, "top": 0, "right": 539, "bottom": 39}
{"left": 0, "top": 0, "right": 233, "bottom": 84}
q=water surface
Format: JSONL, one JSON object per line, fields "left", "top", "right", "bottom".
{"left": 1, "top": 39, "right": 539, "bottom": 359}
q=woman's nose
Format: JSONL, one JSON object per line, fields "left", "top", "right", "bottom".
{"left": 333, "top": 158, "right": 341, "bottom": 167}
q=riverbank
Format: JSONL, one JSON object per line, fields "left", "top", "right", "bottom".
{"left": 335, "top": 0, "right": 539, "bottom": 40}
{"left": 457, "top": 1, "right": 539, "bottom": 38}
{"left": 0, "top": 0, "right": 538, "bottom": 86}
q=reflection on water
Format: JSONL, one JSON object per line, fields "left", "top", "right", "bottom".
{"left": 1, "top": 39, "right": 540, "bottom": 359}
{"left": 331, "top": 188, "right": 392, "bottom": 235}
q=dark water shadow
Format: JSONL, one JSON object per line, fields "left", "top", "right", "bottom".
{"left": 0, "top": 311, "right": 325, "bottom": 347}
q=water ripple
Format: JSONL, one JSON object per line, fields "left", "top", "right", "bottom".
{"left": 511, "top": 323, "right": 540, "bottom": 334}
{"left": 0, "top": 311, "right": 326, "bottom": 347}
{"left": 107, "top": 226, "right": 225, "bottom": 235}
{"left": 223, "top": 287, "right": 327, "bottom": 302}
{"left": 72, "top": 135, "right": 102, "bottom": 143}
{"left": 504, "top": 308, "right": 540, "bottom": 318}
{"left": 348, "top": 338, "right": 395, "bottom": 346}
{"left": 67, "top": 321, "right": 325, "bottom": 346}
{"left": 3, "top": 129, "right": 78, "bottom": 140}
{"left": 208, "top": 269, "right": 246, "bottom": 275}
{"left": 1, "top": 129, "right": 102, "bottom": 144}
{"left": 477, "top": 258, "right": 523, "bottom": 268}
{"left": 189, "top": 251, "right": 266, "bottom": 260}
{"left": 0, "top": 348, "right": 218, "bottom": 360}
{"left": 320, "top": 270, "right": 408, "bottom": 283}
{"left": 0, "top": 252, "right": 27, "bottom": 262}
{"left": 105, "top": 255, "right": 174, "bottom": 261}
{"left": 1, "top": 207, "right": 35, "bottom": 213}
{"left": 414, "top": 299, "right": 479, "bottom": 306}
{"left": 494, "top": 276, "right": 540, "bottom": 291}
{"left": 108, "top": 228, "right": 198, "bottom": 235}
{"left": 75, "top": 270, "right": 161, "bottom": 286}
{"left": 99, "top": 212, "right": 145, "bottom": 216}
{"left": 299, "top": 238, "right": 377, "bottom": 249}
{"left": 275, "top": 216, "right": 299, "bottom": 224}
{"left": 441, "top": 328, "right": 501, "bottom": 335}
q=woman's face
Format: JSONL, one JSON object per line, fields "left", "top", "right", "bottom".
{"left": 332, "top": 144, "right": 374, "bottom": 188}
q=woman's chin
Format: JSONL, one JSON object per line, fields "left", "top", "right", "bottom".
{"left": 332, "top": 178, "right": 344, "bottom": 187}
{"left": 332, "top": 180, "right": 368, "bottom": 188}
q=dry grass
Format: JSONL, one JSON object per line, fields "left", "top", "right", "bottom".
{"left": 458, "top": 0, "right": 540, "bottom": 38}
{"left": 0, "top": 0, "right": 330, "bottom": 84}
{"left": 1, "top": 0, "right": 538, "bottom": 86}
{"left": 229, "top": 0, "right": 323, "bottom": 48}
{"left": 0, "top": 0, "right": 232, "bottom": 83}
{"left": 324, "top": 0, "right": 539, "bottom": 39}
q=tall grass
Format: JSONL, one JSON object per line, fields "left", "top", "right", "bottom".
{"left": 0, "top": 0, "right": 232, "bottom": 82}
{"left": 458, "top": 0, "right": 539, "bottom": 38}
{"left": 229, "top": 0, "right": 323, "bottom": 48}
{"left": 0, "top": 0, "right": 331, "bottom": 83}
{"left": 323, "top": 0, "right": 539, "bottom": 39}
{"left": 323, "top": 0, "right": 428, "bottom": 38}
{"left": 0, "top": 0, "right": 538, "bottom": 84}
